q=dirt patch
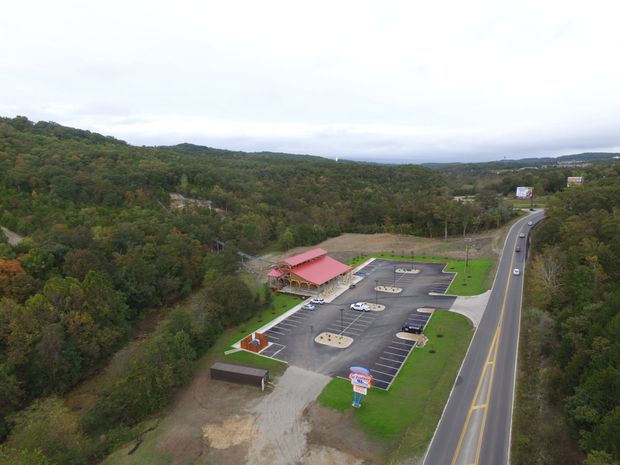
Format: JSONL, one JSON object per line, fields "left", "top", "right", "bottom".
{"left": 247, "top": 366, "right": 331, "bottom": 465}
{"left": 396, "top": 333, "right": 429, "bottom": 346}
{"left": 202, "top": 415, "right": 257, "bottom": 449}
{"left": 300, "top": 445, "right": 365, "bottom": 465}
{"left": 306, "top": 404, "right": 389, "bottom": 465}
{"left": 271, "top": 229, "right": 509, "bottom": 265}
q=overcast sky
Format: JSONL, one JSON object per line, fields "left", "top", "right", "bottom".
{"left": 2, "top": 0, "right": 620, "bottom": 162}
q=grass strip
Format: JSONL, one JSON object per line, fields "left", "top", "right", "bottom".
{"left": 346, "top": 254, "right": 492, "bottom": 296}
{"left": 318, "top": 310, "right": 473, "bottom": 462}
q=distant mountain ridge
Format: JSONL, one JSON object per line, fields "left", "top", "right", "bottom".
{"left": 2, "top": 116, "right": 619, "bottom": 167}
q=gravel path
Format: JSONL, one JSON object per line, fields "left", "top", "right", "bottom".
{"left": 246, "top": 366, "right": 331, "bottom": 465}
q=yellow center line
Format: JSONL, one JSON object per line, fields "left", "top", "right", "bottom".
{"left": 449, "top": 226, "right": 523, "bottom": 465}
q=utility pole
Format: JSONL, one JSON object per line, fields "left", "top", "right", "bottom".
{"left": 375, "top": 279, "right": 378, "bottom": 304}
{"left": 465, "top": 237, "right": 472, "bottom": 269}
{"left": 340, "top": 308, "right": 344, "bottom": 334}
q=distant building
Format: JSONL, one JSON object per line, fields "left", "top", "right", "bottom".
{"left": 267, "top": 248, "right": 352, "bottom": 296}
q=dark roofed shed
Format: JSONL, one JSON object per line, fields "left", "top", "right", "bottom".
{"left": 210, "top": 362, "right": 269, "bottom": 391}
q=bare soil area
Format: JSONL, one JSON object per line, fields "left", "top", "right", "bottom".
{"left": 266, "top": 227, "right": 509, "bottom": 265}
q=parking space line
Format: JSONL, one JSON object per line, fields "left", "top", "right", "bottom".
{"left": 278, "top": 320, "right": 298, "bottom": 326}
{"left": 267, "top": 334, "right": 279, "bottom": 340}
{"left": 268, "top": 328, "right": 288, "bottom": 335}
{"left": 376, "top": 362, "right": 399, "bottom": 370}
{"left": 388, "top": 345, "right": 410, "bottom": 352}
{"left": 370, "top": 368, "right": 396, "bottom": 377}
{"left": 380, "top": 356, "right": 404, "bottom": 363}
{"left": 271, "top": 345, "right": 286, "bottom": 357}
{"left": 373, "top": 379, "right": 390, "bottom": 386}
{"left": 384, "top": 351, "right": 407, "bottom": 358}
{"left": 391, "top": 340, "right": 414, "bottom": 346}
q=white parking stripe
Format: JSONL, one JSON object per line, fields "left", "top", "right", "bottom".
{"left": 384, "top": 351, "right": 407, "bottom": 358}
{"left": 370, "top": 368, "right": 396, "bottom": 377}
{"left": 278, "top": 320, "right": 299, "bottom": 326}
{"left": 268, "top": 328, "right": 288, "bottom": 335}
{"left": 271, "top": 345, "right": 286, "bottom": 357}
{"left": 391, "top": 340, "right": 413, "bottom": 346}
{"left": 380, "top": 356, "right": 403, "bottom": 363}
{"left": 388, "top": 346, "right": 409, "bottom": 352}
{"left": 376, "top": 362, "right": 399, "bottom": 370}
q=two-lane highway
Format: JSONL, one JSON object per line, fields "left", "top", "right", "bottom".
{"left": 423, "top": 210, "right": 544, "bottom": 465}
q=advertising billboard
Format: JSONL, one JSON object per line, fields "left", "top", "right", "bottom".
{"left": 567, "top": 177, "right": 584, "bottom": 187}
{"left": 515, "top": 186, "right": 533, "bottom": 199}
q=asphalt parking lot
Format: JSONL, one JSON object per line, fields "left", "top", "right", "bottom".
{"left": 257, "top": 259, "right": 457, "bottom": 389}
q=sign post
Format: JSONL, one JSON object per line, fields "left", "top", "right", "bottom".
{"left": 349, "top": 366, "right": 373, "bottom": 408}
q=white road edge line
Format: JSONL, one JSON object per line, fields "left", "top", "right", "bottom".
{"left": 420, "top": 213, "right": 533, "bottom": 465}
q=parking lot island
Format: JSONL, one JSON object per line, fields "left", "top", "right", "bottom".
{"left": 375, "top": 285, "right": 402, "bottom": 293}
{"left": 315, "top": 332, "right": 353, "bottom": 348}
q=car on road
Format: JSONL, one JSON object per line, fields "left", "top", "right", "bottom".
{"left": 515, "top": 245, "right": 521, "bottom": 253}
{"left": 350, "top": 302, "right": 370, "bottom": 312}
{"left": 513, "top": 268, "right": 520, "bottom": 276}
{"left": 529, "top": 208, "right": 535, "bottom": 211}
{"left": 349, "top": 283, "right": 356, "bottom": 289}
{"left": 311, "top": 297, "right": 325, "bottom": 305}
{"left": 402, "top": 324, "right": 423, "bottom": 334}
{"left": 302, "top": 303, "right": 316, "bottom": 310}
{"left": 519, "top": 232, "right": 525, "bottom": 238}
{"left": 527, "top": 220, "right": 533, "bottom": 226}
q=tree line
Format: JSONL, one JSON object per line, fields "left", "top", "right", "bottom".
{"left": 513, "top": 168, "right": 620, "bottom": 465}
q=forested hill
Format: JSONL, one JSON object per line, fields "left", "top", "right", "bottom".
{"left": 0, "top": 115, "right": 520, "bottom": 447}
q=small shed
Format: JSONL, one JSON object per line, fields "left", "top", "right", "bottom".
{"left": 210, "top": 362, "right": 269, "bottom": 391}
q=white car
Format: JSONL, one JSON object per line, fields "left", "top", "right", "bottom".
{"left": 302, "top": 303, "right": 316, "bottom": 310}
{"left": 527, "top": 221, "right": 533, "bottom": 226}
{"left": 350, "top": 302, "right": 370, "bottom": 312}
{"left": 513, "top": 268, "right": 520, "bottom": 276}
{"left": 311, "top": 297, "right": 325, "bottom": 305}
{"left": 519, "top": 232, "right": 525, "bottom": 238}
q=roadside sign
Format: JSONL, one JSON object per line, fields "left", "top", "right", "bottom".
{"left": 353, "top": 385, "right": 367, "bottom": 395}
{"left": 349, "top": 366, "right": 372, "bottom": 408}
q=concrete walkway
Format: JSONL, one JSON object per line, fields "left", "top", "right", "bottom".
{"left": 448, "top": 290, "right": 491, "bottom": 328}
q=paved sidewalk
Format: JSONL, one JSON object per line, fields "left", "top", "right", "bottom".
{"left": 448, "top": 290, "right": 491, "bottom": 328}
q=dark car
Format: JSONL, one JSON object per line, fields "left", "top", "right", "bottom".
{"left": 402, "top": 324, "right": 423, "bottom": 334}
{"left": 529, "top": 208, "right": 535, "bottom": 211}
{"left": 349, "top": 283, "right": 356, "bottom": 289}
{"left": 515, "top": 245, "right": 521, "bottom": 253}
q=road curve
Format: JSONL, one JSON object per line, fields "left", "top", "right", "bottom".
{"left": 423, "top": 209, "right": 545, "bottom": 465}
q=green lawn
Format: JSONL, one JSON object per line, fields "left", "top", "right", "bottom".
{"left": 318, "top": 311, "right": 473, "bottom": 462}
{"left": 224, "top": 293, "right": 303, "bottom": 348}
{"left": 346, "top": 254, "right": 492, "bottom": 296}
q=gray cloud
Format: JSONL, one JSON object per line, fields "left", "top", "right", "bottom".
{"left": 1, "top": 0, "right": 620, "bottom": 162}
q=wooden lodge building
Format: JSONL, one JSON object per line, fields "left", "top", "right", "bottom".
{"left": 267, "top": 248, "right": 352, "bottom": 296}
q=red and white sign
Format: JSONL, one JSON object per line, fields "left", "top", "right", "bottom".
{"left": 349, "top": 367, "right": 373, "bottom": 389}
{"left": 353, "top": 385, "right": 368, "bottom": 395}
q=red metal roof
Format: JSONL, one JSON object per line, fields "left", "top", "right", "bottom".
{"left": 267, "top": 268, "right": 284, "bottom": 278}
{"left": 283, "top": 248, "right": 327, "bottom": 267}
{"left": 290, "top": 255, "right": 352, "bottom": 285}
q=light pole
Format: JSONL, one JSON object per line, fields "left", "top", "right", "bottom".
{"left": 465, "top": 237, "right": 472, "bottom": 269}
{"left": 375, "top": 279, "right": 378, "bottom": 304}
{"left": 340, "top": 308, "right": 344, "bottom": 334}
